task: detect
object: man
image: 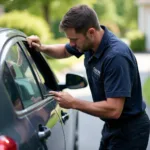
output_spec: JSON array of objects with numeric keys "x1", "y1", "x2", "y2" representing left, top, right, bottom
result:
[{"x1": 27, "y1": 5, "x2": 150, "y2": 150}]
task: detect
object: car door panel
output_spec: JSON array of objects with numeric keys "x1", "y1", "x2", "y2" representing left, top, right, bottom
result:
[
  {"x1": 2, "y1": 38, "x2": 65, "y2": 150},
  {"x1": 21, "y1": 98, "x2": 65, "y2": 150},
  {"x1": 18, "y1": 40, "x2": 65, "y2": 150},
  {"x1": 1, "y1": 63, "x2": 44, "y2": 150}
]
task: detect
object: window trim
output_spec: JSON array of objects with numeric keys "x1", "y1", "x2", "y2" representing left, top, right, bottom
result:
[
  {"x1": 1, "y1": 37, "x2": 46, "y2": 112},
  {"x1": 18, "y1": 41, "x2": 47, "y2": 97},
  {"x1": 17, "y1": 42, "x2": 44, "y2": 100},
  {"x1": 19, "y1": 41, "x2": 59, "y2": 91},
  {"x1": 16, "y1": 97, "x2": 54, "y2": 118}
]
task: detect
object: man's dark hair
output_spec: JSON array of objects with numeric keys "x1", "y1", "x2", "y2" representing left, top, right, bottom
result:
[{"x1": 59, "y1": 5, "x2": 100, "y2": 34}]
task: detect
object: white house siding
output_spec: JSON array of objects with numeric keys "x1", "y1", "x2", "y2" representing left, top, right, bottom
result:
[
  {"x1": 146, "y1": 7, "x2": 150, "y2": 51},
  {"x1": 137, "y1": 0, "x2": 150, "y2": 51}
]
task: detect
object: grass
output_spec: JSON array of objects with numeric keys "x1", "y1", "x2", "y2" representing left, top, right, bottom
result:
[
  {"x1": 46, "y1": 55, "x2": 84, "y2": 73},
  {"x1": 143, "y1": 77, "x2": 150, "y2": 105}
]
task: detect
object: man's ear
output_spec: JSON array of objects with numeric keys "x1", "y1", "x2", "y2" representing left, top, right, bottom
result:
[{"x1": 87, "y1": 28, "x2": 95, "y2": 37}]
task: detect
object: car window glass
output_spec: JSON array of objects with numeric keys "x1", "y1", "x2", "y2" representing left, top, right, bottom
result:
[
  {"x1": 21, "y1": 43, "x2": 47, "y2": 95},
  {"x1": 3, "y1": 63, "x2": 23, "y2": 111},
  {"x1": 5, "y1": 43, "x2": 42, "y2": 108}
]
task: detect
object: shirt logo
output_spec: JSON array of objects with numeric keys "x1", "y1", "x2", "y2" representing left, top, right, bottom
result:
[{"x1": 93, "y1": 67, "x2": 100, "y2": 77}]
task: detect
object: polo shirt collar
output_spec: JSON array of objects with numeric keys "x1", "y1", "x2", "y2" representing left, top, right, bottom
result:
[{"x1": 94, "y1": 25, "x2": 109, "y2": 59}]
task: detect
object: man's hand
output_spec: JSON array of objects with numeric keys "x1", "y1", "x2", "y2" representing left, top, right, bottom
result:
[
  {"x1": 50, "y1": 91, "x2": 75, "y2": 109},
  {"x1": 26, "y1": 35, "x2": 43, "y2": 52}
]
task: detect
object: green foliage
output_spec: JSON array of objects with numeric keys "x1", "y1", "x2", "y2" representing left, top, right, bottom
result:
[
  {"x1": 47, "y1": 56, "x2": 84, "y2": 74},
  {"x1": 93, "y1": 0, "x2": 138, "y2": 37},
  {"x1": 43, "y1": 37, "x2": 68, "y2": 59},
  {"x1": 93, "y1": 0, "x2": 121, "y2": 36},
  {"x1": 48, "y1": 37, "x2": 68, "y2": 44},
  {"x1": 93, "y1": 0, "x2": 119, "y2": 23},
  {"x1": 50, "y1": 0, "x2": 96, "y2": 20},
  {"x1": 51, "y1": 20, "x2": 65, "y2": 39},
  {"x1": 113, "y1": 0, "x2": 138, "y2": 36},
  {"x1": 103, "y1": 22, "x2": 120, "y2": 37},
  {"x1": 1, "y1": 0, "x2": 139, "y2": 38},
  {"x1": 0, "y1": 11, "x2": 52, "y2": 42},
  {"x1": 126, "y1": 30, "x2": 146, "y2": 52},
  {"x1": 143, "y1": 77, "x2": 150, "y2": 106}
]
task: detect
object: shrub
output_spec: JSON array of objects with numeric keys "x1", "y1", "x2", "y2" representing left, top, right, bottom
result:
[
  {"x1": 44, "y1": 37, "x2": 68, "y2": 59},
  {"x1": 143, "y1": 77, "x2": 150, "y2": 106},
  {"x1": 125, "y1": 30, "x2": 146, "y2": 52},
  {"x1": 0, "y1": 11, "x2": 52, "y2": 43},
  {"x1": 104, "y1": 22, "x2": 121, "y2": 37}
]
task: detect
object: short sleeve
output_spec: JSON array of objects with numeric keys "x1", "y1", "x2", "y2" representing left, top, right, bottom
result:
[
  {"x1": 65, "y1": 43, "x2": 83, "y2": 58},
  {"x1": 103, "y1": 55, "x2": 134, "y2": 98}
]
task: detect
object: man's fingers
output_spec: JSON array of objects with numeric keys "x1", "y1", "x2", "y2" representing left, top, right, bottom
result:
[
  {"x1": 50, "y1": 91, "x2": 61, "y2": 97},
  {"x1": 32, "y1": 42, "x2": 41, "y2": 51},
  {"x1": 26, "y1": 37, "x2": 32, "y2": 48},
  {"x1": 54, "y1": 96, "x2": 61, "y2": 101},
  {"x1": 26, "y1": 35, "x2": 41, "y2": 48}
]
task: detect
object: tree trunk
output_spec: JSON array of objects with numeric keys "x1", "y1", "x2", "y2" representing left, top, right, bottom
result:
[{"x1": 42, "y1": 3, "x2": 51, "y2": 25}]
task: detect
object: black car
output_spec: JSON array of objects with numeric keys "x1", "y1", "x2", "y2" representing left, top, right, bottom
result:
[{"x1": 0, "y1": 28, "x2": 87, "y2": 150}]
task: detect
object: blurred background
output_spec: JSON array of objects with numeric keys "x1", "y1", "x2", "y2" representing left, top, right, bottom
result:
[
  {"x1": 0, "y1": 0, "x2": 150, "y2": 149},
  {"x1": 0, "y1": 0, "x2": 147, "y2": 52},
  {"x1": 0, "y1": 0, "x2": 148, "y2": 72}
]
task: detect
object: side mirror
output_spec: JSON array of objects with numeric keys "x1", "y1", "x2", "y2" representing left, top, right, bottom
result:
[{"x1": 59, "y1": 73, "x2": 88, "y2": 90}]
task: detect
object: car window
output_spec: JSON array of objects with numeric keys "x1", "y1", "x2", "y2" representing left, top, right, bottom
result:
[
  {"x1": 20, "y1": 42, "x2": 48, "y2": 95},
  {"x1": 4, "y1": 43, "x2": 42, "y2": 108},
  {"x1": 20, "y1": 41, "x2": 59, "y2": 92},
  {"x1": 3, "y1": 63, "x2": 23, "y2": 111}
]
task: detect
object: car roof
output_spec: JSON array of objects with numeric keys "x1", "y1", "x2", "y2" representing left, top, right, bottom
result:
[{"x1": 0, "y1": 28, "x2": 26, "y2": 53}]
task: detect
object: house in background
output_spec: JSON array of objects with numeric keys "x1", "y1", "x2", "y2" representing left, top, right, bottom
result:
[{"x1": 136, "y1": 0, "x2": 150, "y2": 51}]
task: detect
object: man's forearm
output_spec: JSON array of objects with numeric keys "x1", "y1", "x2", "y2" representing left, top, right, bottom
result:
[
  {"x1": 72, "y1": 98, "x2": 123, "y2": 119},
  {"x1": 50, "y1": 91, "x2": 124, "y2": 119},
  {"x1": 41, "y1": 44, "x2": 72, "y2": 59}
]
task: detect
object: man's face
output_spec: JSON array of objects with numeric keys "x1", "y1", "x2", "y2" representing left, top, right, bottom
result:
[{"x1": 65, "y1": 28, "x2": 94, "y2": 53}]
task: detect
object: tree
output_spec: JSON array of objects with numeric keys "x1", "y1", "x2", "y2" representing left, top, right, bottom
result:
[
  {"x1": 93, "y1": 0, "x2": 121, "y2": 36},
  {"x1": 93, "y1": 0, "x2": 138, "y2": 36},
  {"x1": 93, "y1": 0, "x2": 118, "y2": 23},
  {"x1": 1, "y1": 0, "x2": 96, "y2": 26},
  {"x1": 114, "y1": 0, "x2": 138, "y2": 35}
]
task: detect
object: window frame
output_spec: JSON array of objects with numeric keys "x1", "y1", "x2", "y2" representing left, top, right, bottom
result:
[
  {"x1": 17, "y1": 42, "x2": 44, "y2": 100},
  {"x1": 19, "y1": 41, "x2": 59, "y2": 92},
  {"x1": 18, "y1": 41, "x2": 48, "y2": 96},
  {"x1": 2, "y1": 37, "x2": 46, "y2": 111}
]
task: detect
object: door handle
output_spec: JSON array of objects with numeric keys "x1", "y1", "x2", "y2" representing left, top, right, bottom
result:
[
  {"x1": 38, "y1": 125, "x2": 51, "y2": 140},
  {"x1": 61, "y1": 110, "x2": 69, "y2": 124}
]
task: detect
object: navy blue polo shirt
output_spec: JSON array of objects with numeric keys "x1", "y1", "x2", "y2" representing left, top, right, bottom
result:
[{"x1": 65, "y1": 26, "x2": 146, "y2": 123}]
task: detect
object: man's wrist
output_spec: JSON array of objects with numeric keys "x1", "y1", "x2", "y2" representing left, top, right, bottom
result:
[
  {"x1": 40, "y1": 44, "x2": 47, "y2": 52},
  {"x1": 72, "y1": 98, "x2": 78, "y2": 109}
]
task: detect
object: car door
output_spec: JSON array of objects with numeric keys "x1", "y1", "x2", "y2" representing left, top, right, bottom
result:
[
  {"x1": 3, "y1": 37, "x2": 65, "y2": 150},
  {"x1": 19, "y1": 41, "x2": 79, "y2": 150},
  {"x1": 18, "y1": 40, "x2": 66, "y2": 150}
]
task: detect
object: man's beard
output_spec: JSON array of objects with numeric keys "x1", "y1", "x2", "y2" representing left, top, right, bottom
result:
[{"x1": 79, "y1": 39, "x2": 93, "y2": 53}]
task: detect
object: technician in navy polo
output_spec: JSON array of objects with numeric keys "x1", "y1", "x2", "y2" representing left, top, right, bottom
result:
[{"x1": 27, "y1": 4, "x2": 150, "y2": 150}]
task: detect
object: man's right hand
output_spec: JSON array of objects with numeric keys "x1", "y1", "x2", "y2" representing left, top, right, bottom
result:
[
  {"x1": 26, "y1": 35, "x2": 43, "y2": 52},
  {"x1": 26, "y1": 35, "x2": 70, "y2": 58}
]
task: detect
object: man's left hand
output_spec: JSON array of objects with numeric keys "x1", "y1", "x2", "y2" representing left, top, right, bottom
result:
[{"x1": 50, "y1": 91, "x2": 75, "y2": 109}]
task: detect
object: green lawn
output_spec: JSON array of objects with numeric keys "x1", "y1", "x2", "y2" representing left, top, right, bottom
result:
[{"x1": 143, "y1": 77, "x2": 150, "y2": 106}]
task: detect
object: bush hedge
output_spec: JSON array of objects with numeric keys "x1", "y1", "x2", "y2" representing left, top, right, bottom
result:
[
  {"x1": 104, "y1": 22, "x2": 121, "y2": 37},
  {"x1": 0, "y1": 11, "x2": 52, "y2": 43},
  {"x1": 143, "y1": 77, "x2": 150, "y2": 106},
  {"x1": 125, "y1": 30, "x2": 146, "y2": 52}
]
